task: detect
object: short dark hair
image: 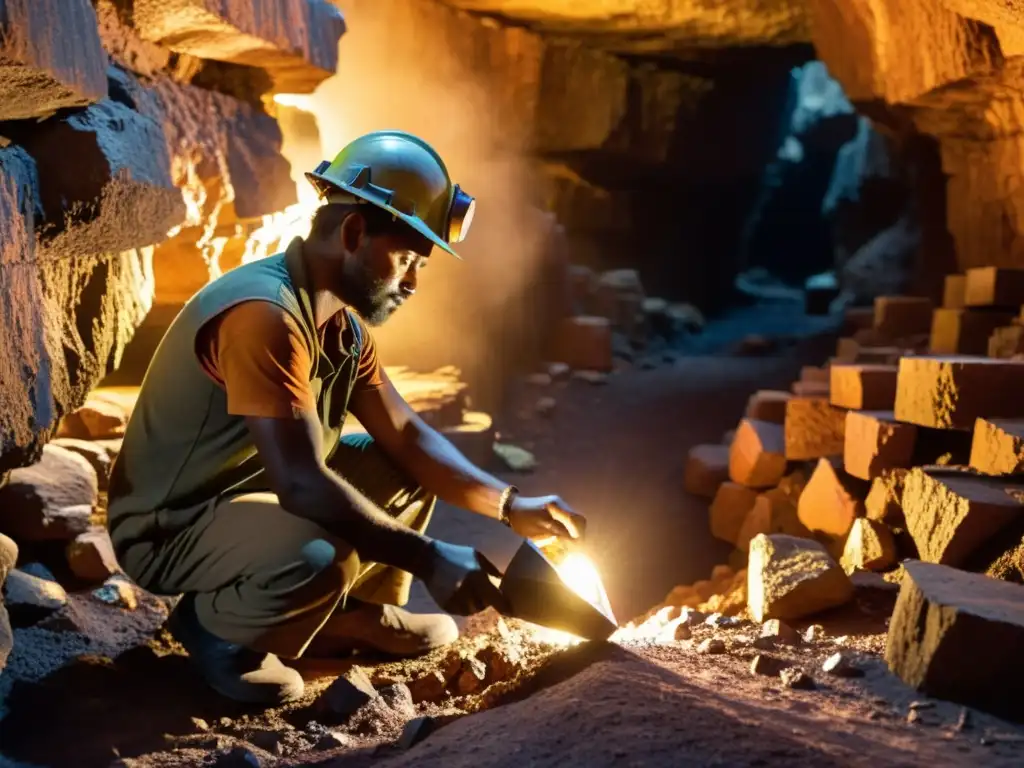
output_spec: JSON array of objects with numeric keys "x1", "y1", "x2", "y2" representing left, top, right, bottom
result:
[{"x1": 308, "y1": 202, "x2": 410, "y2": 242}]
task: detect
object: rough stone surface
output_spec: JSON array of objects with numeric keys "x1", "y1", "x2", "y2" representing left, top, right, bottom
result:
[
  {"x1": 57, "y1": 393, "x2": 130, "y2": 440},
  {"x1": 988, "y1": 325, "x2": 1024, "y2": 359},
  {"x1": 683, "y1": 444, "x2": 729, "y2": 498},
  {"x1": 784, "y1": 396, "x2": 846, "y2": 460},
  {"x1": 3, "y1": 568, "x2": 68, "y2": 623},
  {"x1": 747, "y1": 533, "x2": 854, "y2": 622},
  {"x1": 830, "y1": 364, "x2": 898, "y2": 410},
  {"x1": 0, "y1": 532, "x2": 16, "y2": 672},
  {"x1": 841, "y1": 518, "x2": 897, "y2": 573},
  {"x1": 797, "y1": 457, "x2": 868, "y2": 538},
  {"x1": 736, "y1": 488, "x2": 811, "y2": 552},
  {"x1": 709, "y1": 482, "x2": 758, "y2": 546},
  {"x1": 963, "y1": 267, "x2": 1024, "y2": 308},
  {"x1": 866, "y1": 468, "x2": 909, "y2": 528},
  {"x1": 970, "y1": 418, "x2": 1024, "y2": 475},
  {"x1": 886, "y1": 559, "x2": 1024, "y2": 720},
  {"x1": 0, "y1": 0, "x2": 108, "y2": 121},
  {"x1": 132, "y1": 0, "x2": 346, "y2": 93},
  {"x1": 894, "y1": 357, "x2": 1024, "y2": 430},
  {"x1": 50, "y1": 438, "x2": 112, "y2": 490},
  {"x1": 66, "y1": 528, "x2": 121, "y2": 583},
  {"x1": 901, "y1": 468, "x2": 1024, "y2": 567},
  {"x1": 844, "y1": 410, "x2": 917, "y2": 481},
  {"x1": 0, "y1": 444, "x2": 97, "y2": 541},
  {"x1": 728, "y1": 419, "x2": 787, "y2": 489}
]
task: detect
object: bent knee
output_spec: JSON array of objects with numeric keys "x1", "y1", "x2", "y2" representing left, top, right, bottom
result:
[{"x1": 300, "y1": 538, "x2": 360, "y2": 588}]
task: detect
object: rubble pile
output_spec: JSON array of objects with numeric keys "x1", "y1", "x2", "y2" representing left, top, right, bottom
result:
[{"x1": 670, "y1": 273, "x2": 1024, "y2": 720}]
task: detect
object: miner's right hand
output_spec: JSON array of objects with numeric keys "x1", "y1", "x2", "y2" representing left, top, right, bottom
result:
[{"x1": 422, "y1": 541, "x2": 510, "y2": 616}]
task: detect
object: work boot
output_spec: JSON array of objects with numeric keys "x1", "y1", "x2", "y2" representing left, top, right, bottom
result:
[
  {"x1": 167, "y1": 593, "x2": 305, "y2": 705},
  {"x1": 307, "y1": 600, "x2": 459, "y2": 658}
]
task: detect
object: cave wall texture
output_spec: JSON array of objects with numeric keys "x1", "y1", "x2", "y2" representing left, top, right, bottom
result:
[{"x1": 5, "y1": 0, "x2": 1024, "y2": 473}]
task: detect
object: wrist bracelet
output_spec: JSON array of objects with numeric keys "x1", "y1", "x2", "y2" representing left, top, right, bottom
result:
[{"x1": 497, "y1": 485, "x2": 519, "y2": 527}]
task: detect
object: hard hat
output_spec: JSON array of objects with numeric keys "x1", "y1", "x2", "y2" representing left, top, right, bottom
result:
[{"x1": 305, "y1": 130, "x2": 475, "y2": 258}]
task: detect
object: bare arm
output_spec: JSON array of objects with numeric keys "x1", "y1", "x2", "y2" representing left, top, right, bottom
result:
[
  {"x1": 245, "y1": 410, "x2": 435, "y2": 576},
  {"x1": 348, "y1": 372, "x2": 510, "y2": 520}
]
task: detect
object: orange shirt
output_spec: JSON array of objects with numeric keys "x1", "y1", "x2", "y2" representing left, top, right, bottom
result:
[{"x1": 196, "y1": 300, "x2": 383, "y2": 418}]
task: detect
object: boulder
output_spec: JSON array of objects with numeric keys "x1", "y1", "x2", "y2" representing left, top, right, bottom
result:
[
  {"x1": 901, "y1": 468, "x2": 1024, "y2": 567},
  {"x1": 0, "y1": 533, "x2": 16, "y2": 673},
  {"x1": 132, "y1": 0, "x2": 346, "y2": 94},
  {"x1": 15, "y1": 96, "x2": 186, "y2": 255},
  {"x1": 728, "y1": 419, "x2": 787, "y2": 489},
  {"x1": 797, "y1": 457, "x2": 868, "y2": 538},
  {"x1": 3, "y1": 568, "x2": 67, "y2": 625},
  {"x1": 747, "y1": 534, "x2": 854, "y2": 622},
  {"x1": 886, "y1": 560, "x2": 1024, "y2": 721},
  {"x1": 0, "y1": 0, "x2": 108, "y2": 121},
  {"x1": 0, "y1": 444, "x2": 97, "y2": 541},
  {"x1": 841, "y1": 518, "x2": 897, "y2": 573},
  {"x1": 894, "y1": 357, "x2": 1024, "y2": 430}
]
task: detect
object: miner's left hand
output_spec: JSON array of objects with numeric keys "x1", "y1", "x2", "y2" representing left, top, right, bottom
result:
[{"x1": 507, "y1": 494, "x2": 586, "y2": 543}]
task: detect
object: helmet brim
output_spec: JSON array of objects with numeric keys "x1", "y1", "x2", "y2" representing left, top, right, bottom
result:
[{"x1": 305, "y1": 170, "x2": 462, "y2": 259}]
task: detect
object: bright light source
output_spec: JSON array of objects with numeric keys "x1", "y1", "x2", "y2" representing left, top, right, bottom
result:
[{"x1": 557, "y1": 552, "x2": 604, "y2": 606}]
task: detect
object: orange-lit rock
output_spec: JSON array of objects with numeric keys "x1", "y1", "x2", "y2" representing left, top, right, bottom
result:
[
  {"x1": 745, "y1": 390, "x2": 791, "y2": 424},
  {"x1": 747, "y1": 533, "x2": 853, "y2": 622},
  {"x1": 0, "y1": 445, "x2": 97, "y2": 541},
  {"x1": 784, "y1": 397, "x2": 845, "y2": 460},
  {"x1": 0, "y1": 0, "x2": 108, "y2": 121},
  {"x1": 894, "y1": 356, "x2": 1024, "y2": 429},
  {"x1": 736, "y1": 488, "x2": 811, "y2": 552},
  {"x1": 132, "y1": 0, "x2": 345, "y2": 93},
  {"x1": 709, "y1": 482, "x2": 758, "y2": 546},
  {"x1": 844, "y1": 410, "x2": 917, "y2": 480},
  {"x1": 729, "y1": 419, "x2": 787, "y2": 489},
  {"x1": 797, "y1": 457, "x2": 868, "y2": 538},
  {"x1": 970, "y1": 418, "x2": 1024, "y2": 476}
]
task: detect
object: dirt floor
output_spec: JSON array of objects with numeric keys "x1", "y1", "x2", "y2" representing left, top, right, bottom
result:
[{"x1": 3, "y1": 306, "x2": 1024, "y2": 768}]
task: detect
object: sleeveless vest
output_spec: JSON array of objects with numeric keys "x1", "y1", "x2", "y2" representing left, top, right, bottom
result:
[{"x1": 107, "y1": 237, "x2": 362, "y2": 550}]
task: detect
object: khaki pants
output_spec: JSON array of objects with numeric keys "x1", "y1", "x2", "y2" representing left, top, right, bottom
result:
[{"x1": 121, "y1": 433, "x2": 435, "y2": 659}]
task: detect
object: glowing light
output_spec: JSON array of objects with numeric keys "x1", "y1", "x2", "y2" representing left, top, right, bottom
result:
[
  {"x1": 524, "y1": 552, "x2": 616, "y2": 648},
  {"x1": 241, "y1": 183, "x2": 322, "y2": 265},
  {"x1": 273, "y1": 93, "x2": 313, "y2": 110}
]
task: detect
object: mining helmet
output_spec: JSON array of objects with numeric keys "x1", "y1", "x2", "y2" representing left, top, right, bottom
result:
[{"x1": 305, "y1": 130, "x2": 475, "y2": 258}]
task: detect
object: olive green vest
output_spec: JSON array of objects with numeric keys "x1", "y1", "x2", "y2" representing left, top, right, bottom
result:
[{"x1": 107, "y1": 237, "x2": 362, "y2": 550}]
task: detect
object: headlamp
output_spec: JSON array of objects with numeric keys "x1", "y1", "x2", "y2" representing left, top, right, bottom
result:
[{"x1": 447, "y1": 184, "x2": 476, "y2": 244}]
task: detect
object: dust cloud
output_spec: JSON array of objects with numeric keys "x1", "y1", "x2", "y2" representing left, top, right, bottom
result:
[{"x1": 293, "y1": 0, "x2": 555, "y2": 406}]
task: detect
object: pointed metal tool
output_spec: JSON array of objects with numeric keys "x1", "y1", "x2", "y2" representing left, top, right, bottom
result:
[{"x1": 497, "y1": 540, "x2": 618, "y2": 641}]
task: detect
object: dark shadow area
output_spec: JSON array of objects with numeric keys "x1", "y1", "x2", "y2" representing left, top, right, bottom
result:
[{"x1": 0, "y1": 645, "x2": 258, "y2": 767}]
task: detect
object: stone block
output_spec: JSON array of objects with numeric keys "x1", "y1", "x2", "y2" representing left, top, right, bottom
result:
[
  {"x1": 885, "y1": 560, "x2": 1024, "y2": 721},
  {"x1": 942, "y1": 274, "x2": 965, "y2": 309},
  {"x1": 929, "y1": 308, "x2": 1014, "y2": 355},
  {"x1": 844, "y1": 410, "x2": 917, "y2": 481},
  {"x1": 866, "y1": 469, "x2": 908, "y2": 528},
  {"x1": 988, "y1": 325, "x2": 1024, "y2": 359},
  {"x1": 736, "y1": 488, "x2": 812, "y2": 553},
  {"x1": 133, "y1": 0, "x2": 346, "y2": 94},
  {"x1": 784, "y1": 397, "x2": 846, "y2": 460},
  {"x1": 66, "y1": 528, "x2": 120, "y2": 583},
  {"x1": 970, "y1": 418, "x2": 1024, "y2": 476},
  {"x1": 829, "y1": 364, "x2": 897, "y2": 410},
  {"x1": 894, "y1": 356, "x2": 1024, "y2": 429},
  {"x1": 57, "y1": 393, "x2": 130, "y2": 440},
  {"x1": 747, "y1": 534, "x2": 854, "y2": 622},
  {"x1": 0, "y1": 0, "x2": 107, "y2": 121},
  {"x1": 684, "y1": 444, "x2": 729, "y2": 499},
  {"x1": 16, "y1": 97, "x2": 186, "y2": 254},
  {"x1": 728, "y1": 419, "x2": 787, "y2": 489},
  {"x1": 800, "y1": 366, "x2": 830, "y2": 384},
  {"x1": 873, "y1": 296, "x2": 933, "y2": 338},
  {"x1": 798, "y1": 457, "x2": 868, "y2": 538},
  {"x1": 745, "y1": 390, "x2": 791, "y2": 424},
  {"x1": 835, "y1": 337, "x2": 859, "y2": 362},
  {"x1": 553, "y1": 316, "x2": 612, "y2": 372},
  {"x1": 901, "y1": 468, "x2": 1024, "y2": 567},
  {"x1": 0, "y1": 445, "x2": 97, "y2": 541},
  {"x1": 840, "y1": 518, "x2": 897, "y2": 573},
  {"x1": 709, "y1": 482, "x2": 758, "y2": 546},
  {"x1": 791, "y1": 380, "x2": 829, "y2": 398},
  {"x1": 964, "y1": 266, "x2": 1024, "y2": 308}
]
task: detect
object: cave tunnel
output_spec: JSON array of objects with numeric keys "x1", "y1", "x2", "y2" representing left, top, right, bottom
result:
[{"x1": 2, "y1": 1, "x2": 1024, "y2": 767}]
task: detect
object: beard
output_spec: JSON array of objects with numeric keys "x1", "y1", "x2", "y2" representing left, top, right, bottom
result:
[{"x1": 341, "y1": 259, "x2": 403, "y2": 327}]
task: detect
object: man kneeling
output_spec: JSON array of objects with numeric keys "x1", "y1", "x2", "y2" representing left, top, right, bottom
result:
[{"x1": 106, "y1": 131, "x2": 584, "y2": 705}]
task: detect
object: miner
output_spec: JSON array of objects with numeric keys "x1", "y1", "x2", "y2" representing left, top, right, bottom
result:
[{"x1": 105, "y1": 131, "x2": 584, "y2": 705}]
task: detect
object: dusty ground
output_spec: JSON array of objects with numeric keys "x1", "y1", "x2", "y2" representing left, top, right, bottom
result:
[{"x1": 2, "y1": 305, "x2": 1024, "y2": 767}]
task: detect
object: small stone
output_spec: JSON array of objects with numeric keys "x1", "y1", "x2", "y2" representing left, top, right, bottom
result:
[
  {"x1": 396, "y1": 716, "x2": 438, "y2": 750},
  {"x1": 315, "y1": 731, "x2": 351, "y2": 750},
  {"x1": 454, "y1": 657, "x2": 488, "y2": 696},
  {"x1": 780, "y1": 667, "x2": 816, "y2": 690},
  {"x1": 955, "y1": 708, "x2": 971, "y2": 731},
  {"x1": 51, "y1": 438, "x2": 112, "y2": 490},
  {"x1": 678, "y1": 607, "x2": 707, "y2": 626},
  {"x1": 378, "y1": 682, "x2": 415, "y2": 718},
  {"x1": 191, "y1": 717, "x2": 211, "y2": 732},
  {"x1": 93, "y1": 579, "x2": 138, "y2": 610},
  {"x1": 673, "y1": 622, "x2": 692, "y2": 641},
  {"x1": 406, "y1": 669, "x2": 448, "y2": 704},
  {"x1": 822, "y1": 652, "x2": 864, "y2": 678},
  {"x1": 526, "y1": 373, "x2": 552, "y2": 386},
  {"x1": 761, "y1": 619, "x2": 799, "y2": 644},
  {"x1": 318, "y1": 666, "x2": 377, "y2": 721},
  {"x1": 907, "y1": 709, "x2": 921, "y2": 724},
  {"x1": 547, "y1": 362, "x2": 571, "y2": 380},
  {"x1": 535, "y1": 397, "x2": 556, "y2": 417},
  {"x1": 220, "y1": 717, "x2": 233, "y2": 728},
  {"x1": 493, "y1": 443, "x2": 537, "y2": 472},
  {"x1": 750, "y1": 654, "x2": 784, "y2": 676},
  {"x1": 572, "y1": 370, "x2": 609, "y2": 385},
  {"x1": 705, "y1": 613, "x2": 743, "y2": 628},
  {"x1": 4, "y1": 569, "x2": 68, "y2": 624},
  {"x1": 67, "y1": 528, "x2": 120, "y2": 583},
  {"x1": 803, "y1": 624, "x2": 824, "y2": 642},
  {"x1": 698, "y1": 638, "x2": 726, "y2": 654}
]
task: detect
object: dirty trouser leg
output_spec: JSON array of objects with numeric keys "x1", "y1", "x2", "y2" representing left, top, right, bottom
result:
[{"x1": 325, "y1": 432, "x2": 436, "y2": 608}]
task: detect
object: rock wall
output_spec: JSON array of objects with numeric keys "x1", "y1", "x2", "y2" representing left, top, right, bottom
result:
[
  {"x1": 807, "y1": 0, "x2": 1024, "y2": 283},
  {"x1": 0, "y1": 0, "x2": 345, "y2": 474}
]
